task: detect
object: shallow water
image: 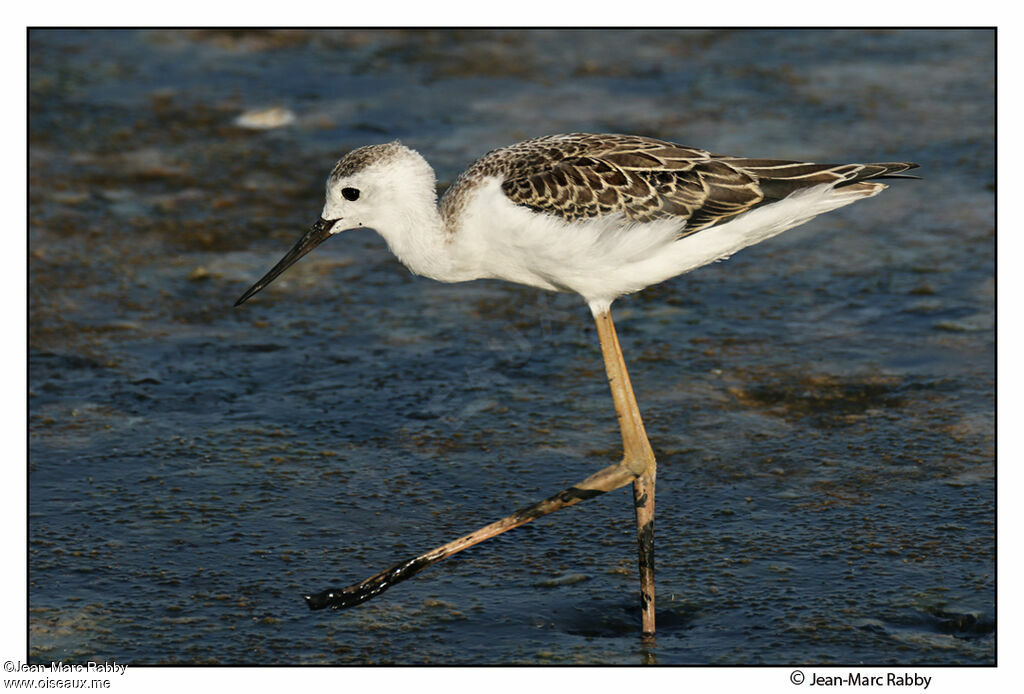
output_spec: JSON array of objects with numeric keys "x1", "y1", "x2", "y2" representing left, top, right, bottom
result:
[{"x1": 28, "y1": 29, "x2": 993, "y2": 664}]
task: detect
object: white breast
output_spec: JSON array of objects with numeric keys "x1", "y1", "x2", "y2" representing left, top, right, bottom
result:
[
  {"x1": 451, "y1": 179, "x2": 680, "y2": 301},
  {"x1": 450, "y1": 177, "x2": 883, "y2": 313}
]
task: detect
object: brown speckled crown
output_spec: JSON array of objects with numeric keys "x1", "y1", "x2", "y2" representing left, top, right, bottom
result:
[
  {"x1": 329, "y1": 141, "x2": 407, "y2": 182},
  {"x1": 440, "y1": 133, "x2": 917, "y2": 235}
]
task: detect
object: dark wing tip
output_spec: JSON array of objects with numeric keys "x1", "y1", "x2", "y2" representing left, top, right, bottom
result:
[
  {"x1": 879, "y1": 172, "x2": 922, "y2": 180},
  {"x1": 870, "y1": 162, "x2": 921, "y2": 179}
]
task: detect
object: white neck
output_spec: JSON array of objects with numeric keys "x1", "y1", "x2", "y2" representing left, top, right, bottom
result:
[
  {"x1": 367, "y1": 159, "x2": 483, "y2": 284},
  {"x1": 373, "y1": 195, "x2": 451, "y2": 279}
]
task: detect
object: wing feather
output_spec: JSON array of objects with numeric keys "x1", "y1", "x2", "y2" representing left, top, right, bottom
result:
[{"x1": 440, "y1": 134, "x2": 918, "y2": 235}]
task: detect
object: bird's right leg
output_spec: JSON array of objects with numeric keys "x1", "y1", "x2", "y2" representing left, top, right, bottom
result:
[
  {"x1": 303, "y1": 308, "x2": 655, "y2": 621},
  {"x1": 305, "y1": 458, "x2": 640, "y2": 610}
]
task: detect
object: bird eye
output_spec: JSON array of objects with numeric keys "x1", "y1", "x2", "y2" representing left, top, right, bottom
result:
[{"x1": 342, "y1": 187, "x2": 360, "y2": 201}]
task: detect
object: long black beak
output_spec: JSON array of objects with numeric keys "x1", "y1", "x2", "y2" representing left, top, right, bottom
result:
[{"x1": 234, "y1": 217, "x2": 338, "y2": 307}]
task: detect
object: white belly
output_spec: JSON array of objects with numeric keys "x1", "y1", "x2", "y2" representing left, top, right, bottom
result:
[{"x1": 452, "y1": 177, "x2": 883, "y2": 312}]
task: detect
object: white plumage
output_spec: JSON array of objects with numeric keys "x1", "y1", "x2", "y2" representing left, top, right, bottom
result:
[{"x1": 234, "y1": 133, "x2": 917, "y2": 634}]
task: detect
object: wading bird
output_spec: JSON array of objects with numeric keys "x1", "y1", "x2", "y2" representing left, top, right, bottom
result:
[{"x1": 235, "y1": 133, "x2": 917, "y2": 634}]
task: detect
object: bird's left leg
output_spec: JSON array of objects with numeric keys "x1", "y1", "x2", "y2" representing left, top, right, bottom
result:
[{"x1": 591, "y1": 306, "x2": 657, "y2": 635}]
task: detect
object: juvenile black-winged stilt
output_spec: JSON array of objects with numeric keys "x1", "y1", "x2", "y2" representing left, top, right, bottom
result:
[{"x1": 235, "y1": 133, "x2": 918, "y2": 634}]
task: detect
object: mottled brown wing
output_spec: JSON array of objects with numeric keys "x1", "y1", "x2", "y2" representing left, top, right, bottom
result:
[
  {"x1": 499, "y1": 141, "x2": 766, "y2": 233},
  {"x1": 449, "y1": 134, "x2": 918, "y2": 234}
]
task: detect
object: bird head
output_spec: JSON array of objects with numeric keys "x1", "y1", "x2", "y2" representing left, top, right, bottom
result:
[{"x1": 234, "y1": 141, "x2": 435, "y2": 306}]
